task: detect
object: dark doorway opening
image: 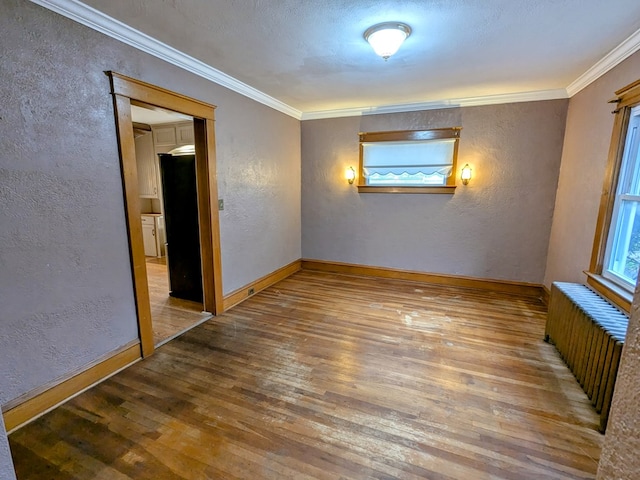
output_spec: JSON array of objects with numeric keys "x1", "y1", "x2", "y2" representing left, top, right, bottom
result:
[{"x1": 160, "y1": 152, "x2": 203, "y2": 303}]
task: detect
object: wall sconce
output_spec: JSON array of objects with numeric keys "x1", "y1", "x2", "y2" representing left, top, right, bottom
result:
[
  {"x1": 461, "y1": 164, "x2": 472, "y2": 185},
  {"x1": 346, "y1": 166, "x2": 356, "y2": 184}
]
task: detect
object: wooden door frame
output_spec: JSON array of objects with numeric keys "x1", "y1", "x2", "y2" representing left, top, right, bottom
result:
[{"x1": 107, "y1": 71, "x2": 223, "y2": 357}]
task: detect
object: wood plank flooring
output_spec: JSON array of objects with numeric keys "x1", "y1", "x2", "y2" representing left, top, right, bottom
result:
[
  {"x1": 9, "y1": 270, "x2": 603, "y2": 479},
  {"x1": 145, "y1": 257, "x2": 211, "y2": 346}
]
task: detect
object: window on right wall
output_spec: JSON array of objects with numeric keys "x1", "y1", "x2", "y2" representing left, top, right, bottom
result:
[
  {"x1": 589, "y1": 79, "x2": 640, "y2": 311},
  {"x1": 602, "y1": 105, "x2": 640, "y2": 289}
]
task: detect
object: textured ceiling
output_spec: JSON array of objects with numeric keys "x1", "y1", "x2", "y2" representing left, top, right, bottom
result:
[
  {"x1": 130, "y1": 105, "x2": 190, "y2": 125},
  {"x1": 81, "y1": 0, "x2": 640, "y2": 114}
]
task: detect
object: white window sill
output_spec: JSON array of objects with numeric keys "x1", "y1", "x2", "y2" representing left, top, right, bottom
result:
[
  {"x1": 357, "y1": 185, "x2": 457, "y2": 194},
  {"x1": 584, "y1": 271, "x2": 632, "y2": 313}
]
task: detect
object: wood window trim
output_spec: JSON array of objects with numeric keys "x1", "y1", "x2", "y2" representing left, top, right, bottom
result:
[
  {"x1": 357, "y1": 127, "x2": 461, "y2": 194},
  {"x1": 106, "y1": 71, "x2": 224, "y2": 357},
  {"x1": 587, "y1": 78, "x2": 640, "y2": 313},
  {"x1": 584, "y1": 271, "x2": 632, "y2": 312}
]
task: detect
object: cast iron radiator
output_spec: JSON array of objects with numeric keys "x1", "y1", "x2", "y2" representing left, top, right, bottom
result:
[{"x1": 544, "y1": 282, "x2": 629, "y2": 433}]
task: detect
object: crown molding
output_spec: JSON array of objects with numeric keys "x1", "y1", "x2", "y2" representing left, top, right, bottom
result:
[
  {"x1": 29, "y1": 0, "x2": 640, "y2": 121},
  {"x1": 301, "y1": 89, "x2": 569, "y2": 120},
  {"x1": 29, "y1": 0, "x2": 303, "y2": 119},
  {"x1": 567, "y1": 27, "x2": 640, "y2": 97}
]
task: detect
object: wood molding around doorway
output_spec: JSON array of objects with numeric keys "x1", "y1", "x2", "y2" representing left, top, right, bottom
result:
[{"x1": 107, "y1": 71, "x2": 223, "y2": 357}]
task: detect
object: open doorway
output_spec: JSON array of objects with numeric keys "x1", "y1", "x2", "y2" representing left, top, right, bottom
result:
[
  {"x1": 131, "y1": 105, "x2": 211, "y2": 347},
  {"x1": 108, "y1": 72, "x2": 223, "y2": 357}
]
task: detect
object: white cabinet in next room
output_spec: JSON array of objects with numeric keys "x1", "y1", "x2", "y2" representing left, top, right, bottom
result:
[
  {"x1": 141, "y1": 214, "x2": 165, "y2": 257},
  {"x1": 134, "y1": 131, "x2": 159, "y2": 199}
]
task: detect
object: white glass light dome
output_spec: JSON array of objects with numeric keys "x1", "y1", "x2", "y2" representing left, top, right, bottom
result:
[{"x1": 364, "y1": 22, "x2": 411, "y2": 60}]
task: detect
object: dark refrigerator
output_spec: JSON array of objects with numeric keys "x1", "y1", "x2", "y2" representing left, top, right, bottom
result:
[{"x1": 159, "y1": 152, "x2": 203, "y2": 303}]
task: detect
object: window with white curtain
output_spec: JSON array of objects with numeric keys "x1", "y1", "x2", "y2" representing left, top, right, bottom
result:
[{"x1": 358, "y1": 128, "x2": 461, "y2": 193}]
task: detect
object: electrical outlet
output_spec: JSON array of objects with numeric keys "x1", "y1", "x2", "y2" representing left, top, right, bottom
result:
[
  {"x1": 248, "y1": 288, "x2": 255, "y2": 295},
  {"x1": 218, "y1": 199, "x2": 224, "y2": 210}
]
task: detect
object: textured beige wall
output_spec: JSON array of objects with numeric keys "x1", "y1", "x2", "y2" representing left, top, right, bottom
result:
[
  {"x1": 302, "y1": 101, "x2": 568, "y2": 284},
  {"x1": 1, "y1": 0, "x2": 300, "y2": 408},
  {"x1": 543, "y1": 50, "x2": 640, "y2": 288},
  {"x1": 596, "y1": 282, "x2": 640, "y2": 479}
]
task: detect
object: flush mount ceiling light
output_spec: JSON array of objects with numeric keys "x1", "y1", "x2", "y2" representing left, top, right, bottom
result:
[{"x1": 364, "y1": 22, "x2": 412, "y2": 60}]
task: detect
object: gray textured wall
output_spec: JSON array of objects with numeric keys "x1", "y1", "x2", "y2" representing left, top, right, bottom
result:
[
  {"x1": 1, "y1": 0, "x2": 139, "y2": 406},
  {"x1": 544, "y1": 50, "x2": 640, "y2": 288},
  {"x1": 0, "y1": 415, "x2": 16, "y2": 480},
  {"x1": 302, "y1": 101, "x2": 568, "y2": 283},
  {"x1": 0, "y1": 0, "x2": 300, "y2": 409}
]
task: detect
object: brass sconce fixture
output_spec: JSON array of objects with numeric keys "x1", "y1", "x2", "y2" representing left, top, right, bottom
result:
[
  {"x1": 461, "y1": 164, "x2": 472, "y2": 185},
  {"x1": 346, "y1": 166, "x2": 356, "y2": 184}
]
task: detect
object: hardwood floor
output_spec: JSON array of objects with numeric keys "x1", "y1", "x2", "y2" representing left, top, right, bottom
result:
[
  {"x1": 9, "y1": 270, "x2": 602, "y2": 479},
  {"x1": 146, "y1": 256, "x2": 211, "y2": 346}
]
